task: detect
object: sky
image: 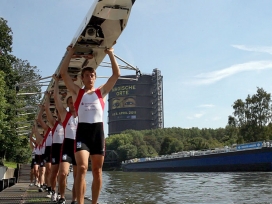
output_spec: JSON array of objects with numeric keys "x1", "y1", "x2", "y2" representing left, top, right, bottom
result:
[{"x1": 1, "y1": 0, "x2": 272, "y2": 136}]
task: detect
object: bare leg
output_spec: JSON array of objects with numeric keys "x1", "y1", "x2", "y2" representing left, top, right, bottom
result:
[
  {"x1": 58, "y1": 162, "x2": 70, "y2": 199},
  {"x1": 45, "y1": 162, "x2": 51, "y2": 187},
  {"x1": 33, "y1": 165, "x2": 39, "y2": 185},
  {"x1": 50, "y1": 164, "x2": 59, "y2": 192},
  {"x1": 72, "y1": 165, "x2": 77, "y2": 201},
  {"x1": 90, "y1": 155, "x2": 104, "y2": 204},
  {"x1": 30, "y1": 168, "x2": 34, "y2": 184},
  {"x1": 39, "y1": 167, "x2": 46, "y2": 186},
  {"x1": 74, "y1": 150, "x2": 89, "y2": 204}
]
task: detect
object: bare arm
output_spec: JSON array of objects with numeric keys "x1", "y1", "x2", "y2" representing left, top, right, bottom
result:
[
  {"x1": 59, "y1": 46, "x2": 80, "y2": 97},
  {"x1": 29, "y1": 126, "x2": 36, "y2": 145},
  {"x1": 30, "y1": 136, "x2": 35, "y2": 143},
  {"x1": 53, "y1": 75, "x2": 66, "y2": 122},
  {"x1": 44, "y1": 92, "x2": 56, "y2": 128},
  {"x1": 30, "y1": 142, "x2": 35, "y2": 150},
  {"x1": 100, "y1": 48, "x2": 120, "y2": 98},
  {"x1": 34, "y1": 122, "x2": 43, "y2": 145},
  {"x1": 31, "y1": 130, "x2": 40, "y2": 145},
  {"x1": 29, "y1": 137, "x2": 36, "y2": 150},
  {"x1": 37, "y1": 105, "x2": 49, "y2": 132},
  {"x1": 29, "y1": 127, "x2": 35, "y2": 150}
]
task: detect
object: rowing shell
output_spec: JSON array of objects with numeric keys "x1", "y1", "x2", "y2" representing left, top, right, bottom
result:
[{"x1": 49, "y1": 0, "x2": 136, "y2": 117}]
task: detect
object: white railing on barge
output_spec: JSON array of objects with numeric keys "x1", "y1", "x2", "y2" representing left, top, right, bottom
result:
[{"x1": 122, "y1": 141, "x2": 272, "y2": 164}]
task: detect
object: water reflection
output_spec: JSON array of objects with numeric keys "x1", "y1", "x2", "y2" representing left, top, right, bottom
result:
[
  {"x1": 101, "y1": 172, "x2": 167, "y2": 204},
  {"x1": 227, "y1": 172, "x2": 272, "y2": 204},
  {"x1": 67, "y1": 172, "x2": 272, "y2": 204}
]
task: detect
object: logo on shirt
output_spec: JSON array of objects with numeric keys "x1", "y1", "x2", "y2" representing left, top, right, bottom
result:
[
  {"x1": 40, "y1": 162, "x2": 44, "y2": 166},
  {"x1": 62, "y1": 154, "x2": 67, "y2": 160},
  {"x1": 77, "y1": 142, "x2": 82, "y2": 148},
  {"x1": 52, "y1": 158, "x2": 55, "y2": 163}
]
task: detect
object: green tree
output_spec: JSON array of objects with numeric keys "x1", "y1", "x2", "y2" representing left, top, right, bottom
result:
[
  {"x1": 170, "y1": 139, "x2": 183, "y2": 153},
  {"x1": 188, "y1": 137, "x2": 209, "y2": 150},
  {"x1": 146, "y1": 145, "x2": 158, "y2": 157},
  {"x1": 144, "y1": 134, "x2": 161, "y2": 153},
  {"x1": 124, "y1": 129, "x2": 146, "y2": 147},
  {"x1": 12, "y1": 58, "x2": 41, "y2": 123},
  {"x1": 117, "y1": 144, "x2": 137, "y2": 161},
  {"x1": 0, "y1": 17, "x2": 19, "y2": 161},
  {"x1": 0, "y1": 71, "x2": 7, "y2": 126},
  {"x1": 160, "y1": 136, "x2": 183, "y2": 155},
  {"x1": 228, "y1": 87, "x2": 272, "y2": 142},
  {"x1": 137, "y1": 145, "x2": 148, "y2": 158},
  {"x1": 0, "y1": 18, "x2": 41, "y2": 163},
  {"x1": 0, "y1": 71, "x2": 7, "y2": 164},
  {"x1": 0, "y1": 18, "x2": 12, "y2": 55},
  {"x1": 106, "y1": 133, "x2": 133, "y2": 150}
]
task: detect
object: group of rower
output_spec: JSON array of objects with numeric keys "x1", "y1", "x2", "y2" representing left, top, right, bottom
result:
[{"x1": 28, "y1": 45, "x2": 120, "y2": 204}]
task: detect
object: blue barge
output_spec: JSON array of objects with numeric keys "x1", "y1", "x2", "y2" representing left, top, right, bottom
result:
[{"x1": 122, "y1": 142, "x2": 272, "y2": 172}]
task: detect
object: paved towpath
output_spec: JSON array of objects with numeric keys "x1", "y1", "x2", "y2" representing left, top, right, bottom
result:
[{"x1": 0, "y1": 164, "x2": 92, "y2": 204}]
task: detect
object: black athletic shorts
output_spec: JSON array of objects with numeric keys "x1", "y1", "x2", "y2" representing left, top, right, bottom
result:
[
  {"x1": 75, "y1": 122, "x2": 105, "y2": 155},
  {"x1": 51, "y1": 143, "x2": 62, "y2": 165},
  {"x1": 39, "y1": 155, "x2": 45, "y2": 167},
  {"x1": 60, "y1": 138, "x2": 76, "y2": 165},
  {"x1": 34, "y1": 155, "x2": 40, "y2": 166},
  {"x1": 31, "y1": 159, "x2": 35, "y2": 169},
  {"x1": 43, "y1": 146, "x2": 52, "y2": 163}
]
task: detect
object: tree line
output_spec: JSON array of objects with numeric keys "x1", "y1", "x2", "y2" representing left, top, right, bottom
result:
[
  {"x1": 106, "y1": 87, "x2": 272, "y2": 162},
  {"x1": 0, "y1": 18, "x2": 41, "y2": 164}
]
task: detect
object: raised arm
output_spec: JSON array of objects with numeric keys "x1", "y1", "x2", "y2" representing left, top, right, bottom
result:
[
  {"x1": 37, "y1": 105, "x2": 49, "y2": 132},
  {"x1": 44, "y1": 91, "x2": 56, "y2": 128},
  {"x1": 59, "y1": 46, "x2": 80, "y2": 97},
  {"x1": 34, "y1": 121, "x2": 43, "y2": 145},
  {"x1": 30, "y1": 136, "x2": 35, "y2": 143},
  {"x1": 29, "y1": 136, "x2": 36, "y2": 149},
  {"x1": 100, "y1": 48, "x2": 120, "y2": 98},
  {"x1": 29, "y1": 126, "x2": 35, "y2": 150},
  {"x1": 53, "y1": 74, "x2": 66, "y2": 122}
]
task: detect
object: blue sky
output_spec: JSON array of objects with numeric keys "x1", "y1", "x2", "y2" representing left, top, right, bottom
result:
[{"x1": 1, "y1": 0, "x2": 272, "y2": 135}]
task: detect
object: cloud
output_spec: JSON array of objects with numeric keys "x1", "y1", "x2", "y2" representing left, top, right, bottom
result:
[
  {"x1": 232, "y1": 45, "x2": 272, "y2": 55},
  {"x1": 212, "y1": 116, "x2": 221, "y2": 121},
  {"x1": 187, "y1": 113, "x2": 204, "y2": 120},
  {"x1": 198, "y1": 104, "x2": 214, "y2": 108},
  {"x1": 192, "y1": 60, "x2": 272, "y2": 85}
]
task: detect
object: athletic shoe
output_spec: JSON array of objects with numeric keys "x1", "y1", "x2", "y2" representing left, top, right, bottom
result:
[
  {"x1": 57, "y1": 198, "x2": 66, "y2": 204},
  {"x1": 51, "y1": 191, "x2": 57, "y2": 202},
  {"x1": 42, "y1": 184, "x2": 48, "y2": 191},
  {"x1": 46, "y1": 191, "x2": 52, "y2": 198},
  {"x1": 29, "y1": 183, "x2": 33, "y2": 186},
  {"x1": 47, "y1": 186, "x2": 52, "y2": 193},
  {"x1": 57, "y1": 193, "x2": 61, "y2": 201},
  {"x1": 38, "y1": 187, "x2": 44, "y2": 192},
  {"x1": 71, "y1": 201, "x2": 77, "y2": 204}
]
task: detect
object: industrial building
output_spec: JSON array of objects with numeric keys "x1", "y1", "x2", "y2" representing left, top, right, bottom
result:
[{"x1": 108, "y1": 68, "x2": 163, "y2": 135}]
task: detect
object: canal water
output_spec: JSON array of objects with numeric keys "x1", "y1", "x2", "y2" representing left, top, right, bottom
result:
[{"x1": 67, "y1": 171, "x2": 272, "y2": 204}]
